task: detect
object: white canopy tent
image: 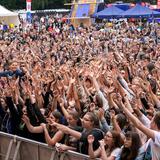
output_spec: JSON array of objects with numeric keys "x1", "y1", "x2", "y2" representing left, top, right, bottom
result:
[{"x1": 0, "y1": 5, "x2": 20, "y2": 26}]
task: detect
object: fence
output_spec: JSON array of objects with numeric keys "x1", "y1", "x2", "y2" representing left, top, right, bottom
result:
[{"x1": 0, "y1": 132, "x2": 100, "y2": 160}]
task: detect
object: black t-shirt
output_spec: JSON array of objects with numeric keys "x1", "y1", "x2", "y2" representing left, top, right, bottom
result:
[
  {"x1": 64, "y1": 126, "x2": 83, "y2": 152},
  {"x1": 79, "y1": 128, "x2": 104, "y2": 155}
]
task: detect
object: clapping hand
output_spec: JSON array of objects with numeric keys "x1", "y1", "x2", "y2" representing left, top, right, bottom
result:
[{"x1": 87, "y1": 135, "x2": 95, "y2": 144}]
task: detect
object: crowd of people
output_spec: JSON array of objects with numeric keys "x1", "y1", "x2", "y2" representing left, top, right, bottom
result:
[{"x1": 0, "y1": 17, "x2": 160, "y2": 160}]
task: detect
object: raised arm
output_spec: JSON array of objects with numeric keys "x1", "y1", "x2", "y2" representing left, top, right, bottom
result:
[
  {"x1": 87, "y1": 135, "x2": 101, "y2": 159},
  {"x1": 119, "y1": 97, "x2": 155, "y2": 140},
  {"x1": 52, "y1": 122, "x2": 81, "y2": 139},
  {"x1": 41, "y1": 123, "x2": 64, "y2": 146},
  {"x1": 58, "y1": 97, "x2": 70, "y2": 119},
  {"x1": 22, "y1": 115, "x2": 43, "y2": 133}
]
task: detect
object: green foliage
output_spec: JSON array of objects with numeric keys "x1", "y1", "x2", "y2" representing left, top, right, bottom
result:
[
  {"x1": 0, "y1": 0, "x2": 157, "y2": 10},
  {"x1": 0, "y1": 0, "x2": 67, "y2": 10}
]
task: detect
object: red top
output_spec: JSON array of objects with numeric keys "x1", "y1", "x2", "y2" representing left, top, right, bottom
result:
[{"x1": 26, "y1": 0, "x2": 32, "y2": 2}]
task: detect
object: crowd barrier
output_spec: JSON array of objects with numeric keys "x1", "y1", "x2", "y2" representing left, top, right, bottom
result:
[{"x1": 0, "y1": 132, "x2": 99, "y2": 160}]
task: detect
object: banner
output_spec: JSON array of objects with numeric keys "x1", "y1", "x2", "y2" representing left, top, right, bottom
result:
[{"x1": 26, "y1": 0, "x2": 32, "y2": 23}]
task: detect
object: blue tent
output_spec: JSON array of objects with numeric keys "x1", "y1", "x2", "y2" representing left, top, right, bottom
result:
[
  {"x1": 113, "y1": 3, "x2": 131, "y2": 11},
  {"x1": 120, "y1": 4, "x2": 160, "y2": 18},
  {"x1": 93, "y1": 5, "x2": 124, "y2": 19}
]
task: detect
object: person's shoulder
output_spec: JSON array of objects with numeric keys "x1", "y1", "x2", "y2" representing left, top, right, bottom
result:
[
  {"x1": 92, "y1": 128, "x2": 103, "y2": 132},
  {"x1": 153, "y1": 130, "x2": 160, "y2": 144},
  {"x1": 138, "y1": 145, "x2": 145, "y2": 153},
  {"x1": 111, "y1": 148, "x2": 121, "y2": 158},
  {"x1": 72, "y1": 126, "x2": 83, "y2": 132},
  {"x1": 92, "y1": 128, "x2": 104, "y2": 137},
  {"x1": 112, "y1": 147, "x2": 121, "y2": 153},
  {"x1": 135, "y1": 146, "x2": 146, "y2": 160},
  {"x1": 150, "y1": 130, "x2": 160, "y2": 140},
  {"x1": 145, "y1": 130, "x2": 160, "y2": 147}
]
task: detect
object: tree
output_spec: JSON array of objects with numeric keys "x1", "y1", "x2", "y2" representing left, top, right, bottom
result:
[{"x1": 0, "y1": 0, "x2": 157, "y2": 10}]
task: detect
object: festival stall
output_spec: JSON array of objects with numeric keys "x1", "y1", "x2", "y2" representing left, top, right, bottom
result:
[
  {"x1": 120, "y1": 4, "x2": 160, "y2": 18},
  {"x1": 0, "y1": 5, "x2": 20, "y2": 26},
  {"x1": 93, "y1": 5, "x2": 124, "y2": 19}
]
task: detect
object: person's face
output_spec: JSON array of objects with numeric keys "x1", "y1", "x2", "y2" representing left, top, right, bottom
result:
[
  {"x1": 106, "y1": 76, "x2": 113, "y2": 86},
  {"x1": 81, "y1": 114, "x2": 93, "y2": 129},
  {"x1": 151, "y1": 70, "x2": 157, "y2": 78},
  {"x1": 85, "y1": 79, "x2": 92, "y2": 88},
  {"x1": 67, "y1": 101, "x2": 76, "y2": 112},
  {"x1": 67, "y1": 115, "x2": 77, "y2": 126},
  {"x1": 10, "y1": 62, "x2": 18, "y2": 71},
  {"x1": 0, "y1": 98, "x2": 6, "y2": 108},
  {"x1": 120, "y1": 70, "x2": 126, "y2": 78},
  {"x1": 104, "y1": 131, "x2": 113, "y2": 146},
  {"x1": 47, "y1": 113, "x2": 56, "y2": 124},
  {"x1": 124, "y1": 136, "x2": 132, "y2": 148}
]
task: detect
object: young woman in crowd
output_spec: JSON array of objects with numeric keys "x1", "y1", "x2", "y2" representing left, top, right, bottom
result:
[
  {"x1": 52, "y1": 112, "x2": 104, "y2": 155},
  {"x1": 22, "y1": 110, "x2": 64, "y2": 146},
  {"x1": 87, "y1": 130, "x2": 122, "y2": 160},
  {"x1": 116, "y1": 131, "x2": 145, "y2": 160}
]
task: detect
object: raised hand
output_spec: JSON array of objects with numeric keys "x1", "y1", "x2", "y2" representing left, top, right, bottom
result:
[
  {"x1": 70, "y1": 78, "x2": 76, "y2": 84},
  {"x1": 22, "y1": 115, "x2": 30, "y2": 124},
  {"x1": 58, "y1": 97, "x2": 65, "y2": 107},
  {"x1": 110, "y1": 109, "x2": 116, "y2": 120},
  {"x1": 56, "y1": 143, "x2": 68, "y2": 152},
  {"x1": 116, "y1": 93, "x2": 123, "y2": 104},
  {"x1": 99, "y1": 139, "x2": 105, "y2": 148},
  {"x1": 53, "y1": 122, "x2": 70, "y2": 134},
  {"x1": 87, "y1": 134, "x2": 95, "y2": 144},
  {"x1": 97, "y1": 108, "x2": 105, "y2": 120},
  {"x1": 40, "y1": 123, "x2": 46, "y2": 129}
]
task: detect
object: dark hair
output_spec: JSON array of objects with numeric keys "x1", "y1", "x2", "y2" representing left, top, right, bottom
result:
[
  {"x1": 52, "y1": 111, "x2": 62, "y2": 123},
  {"x1": 120, "y1": 131, "x2": 141, "y2": 160},
  {"x1": 69, "y1": 110, "x2": 82, "y2": 126},
  {"x1": 105, "y1": 131, "x2": 122, "y2": 157},
  {"x1": 69, "y1": 110, "x2": 79, "y2": 121},
  {"x1": 116, "y1": 113, "x2": 127, "y2": 130},
  {"x1": 153, "y1": 112, "x2": 160, "y2": 130},
  {"x1": 110, "y1": 130, "x2": 122, "y2": 150}
]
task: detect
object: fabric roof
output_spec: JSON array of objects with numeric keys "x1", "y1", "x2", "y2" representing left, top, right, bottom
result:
[
  {"x1": 120, "y1": 4, "x2": 160, "y2": 18},
  {"x1": 93, "y1": 6, "x2": 124, "y2": 19},
  {"x1": 0, "y1": 5, "x2": 18, "y2": 17}
]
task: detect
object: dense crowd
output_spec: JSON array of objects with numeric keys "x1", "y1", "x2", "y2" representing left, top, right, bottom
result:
[{"x1": 0, "y1": 18, "x2": 160, "y2": 160}]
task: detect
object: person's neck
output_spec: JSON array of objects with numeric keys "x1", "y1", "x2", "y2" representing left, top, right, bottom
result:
[{"x1": 86, "y1": 126, "x2": 93, "y2": 131}]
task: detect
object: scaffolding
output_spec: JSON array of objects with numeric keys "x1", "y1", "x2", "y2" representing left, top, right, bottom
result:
[{"x1": 65, "y1": 0, "x2": 103, "y2": 27}]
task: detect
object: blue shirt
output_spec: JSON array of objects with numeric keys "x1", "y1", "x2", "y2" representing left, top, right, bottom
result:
[{"x1": 0, "y1": 69, "x2": 24, "y2": 78}]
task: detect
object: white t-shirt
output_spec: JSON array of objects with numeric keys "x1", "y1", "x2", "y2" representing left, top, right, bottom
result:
[
  {"x1": 145, "y1": 131, "x2": 160, "y2": 160},
  {"x1": 115, "y1": 145, "x2": 145, "y2": 160},
  {"x1": 111, "y1": 148, "x2": 121, "y2": 158},
  {"x1": 97, "y1": 90, "x2": 109, "y2": 111}
]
